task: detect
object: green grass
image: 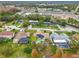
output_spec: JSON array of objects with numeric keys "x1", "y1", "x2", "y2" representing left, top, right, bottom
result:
[
  {"x1": 50, "y1": 45, "x2": 57, "y2": 54},
  {"x1": 0, "y1": 38, "x2": 78, "y2": 58},
  {"x1": 48, "y1": 25, "x2": 60, "y2": 30},
  {"x1": 6, "y1": 21, "x2": 15, "y2": 25},
  {"x1": 0, "y1": 29, "x2": 3, "y2": 32},
  {"x1": 0, "y1": 43, "x2": 32, "y2": 58},
  {"x1": 31, "y1": 36, "x2": 37, "y2": 41},
  {"x1": 32, "y1": 24, "x2": 60, "y2": 30},
  {"x1": 64, "y1": 48, "x2": 77, "y2": 54},
  {"x1": 11, "y1": 29, "x2": 19, "y2": 33},
  {"x1": 55, "y1": 31, "x2": 78, "y2": 36},
  {"x1": 25, "y1": 30, "x2": 36, "y2": 33}
]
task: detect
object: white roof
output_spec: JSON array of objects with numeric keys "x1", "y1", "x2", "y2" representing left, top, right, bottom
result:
[
  {"x1": 29, "y1": 20, "x2": 38, "y2": 22},
  {"x1": 53, "y1": 40, "x2": 67, "y2": 43},
  {"x1": 25, "y1": 13, "x2": 31, "y2": 15}
]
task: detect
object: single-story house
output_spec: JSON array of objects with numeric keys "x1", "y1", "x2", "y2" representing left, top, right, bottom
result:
[
  {"x1": 34, "y1": 31, "x2": 49, "y2": 39},
  {"x1": 29, "y1": 20, "x2": 39, "y2": 25},
  {"x1": 13, "y1": 32, "x2": 30, "y2": 43},
  {"x1": 3, "y1": 25, "x2": 20, "y2": 31},
  {"x1": 50, "y1": 32, "x2": 70, "y2": 48},
  {"x1": 18, "y1": 37, "x2": 29, "y2": 44},
  {"x1": 0, "y1": 31, "x2": 14, "y2": 39},
  {"x1": 33, "y1": 31, "x2": 49, "y2": 44},
  {"x1": 50, "y1": 33, "x2": 70, "y2": 42}
]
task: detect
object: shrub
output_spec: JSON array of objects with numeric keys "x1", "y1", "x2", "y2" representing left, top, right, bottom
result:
[
  {"x1": 24, "y1": 47, "x2": 32, "y2": 54},
  {"x1": 0, "y1": 44, "x2": 14, "y2": 57}
]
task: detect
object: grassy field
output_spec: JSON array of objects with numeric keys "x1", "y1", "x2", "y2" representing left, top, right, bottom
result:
[{"x1": 32, "y1": 24, "x2": 60, "y2": 30}]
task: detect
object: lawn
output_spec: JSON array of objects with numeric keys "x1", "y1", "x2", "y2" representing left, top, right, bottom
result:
[
  {"x1": 55, "y1": 31, "x2": 79, "y2": 36},
  {"x1": 63, "y1": 48, "x2": 77, "y2": 54},
  {"x1": 0, "y1": 37, "x2": 78, "y2": 58},
  {"x1": 0, "y1": 29, "x2": 3, "y2": 32},
  {"x1": 0, "y1": 42, "x2": 32, "y2": 58},
  {"x1": 31, "y1": 36, "x2": 37, "y2": 41},
  {"x1": 32, "y1": 24, "x2": 60, "y2": 30},
  {"x1": 25, "y1": 30, "x2": 36, "y2": 33}
]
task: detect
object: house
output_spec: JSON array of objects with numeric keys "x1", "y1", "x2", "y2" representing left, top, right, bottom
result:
[
  {"x1": 50, "y1": 32, "x2": 70, "y2": 48},
  {"x1": 29, "y1": 20, "x2": 39, "y2": 24},
  {"x1": 50, "y1": 33, "x2": 70, "y2": 42},
  {"x1": 0, "y1": 31, "x2": 14, "y2": 39},
  {"x1": 3, "y1": 25, "x2": 20, "y2": 31},
  {"x1": 18, "y1": 37, "x2": 29, "y2": 44},
  {"x1": 13, "y1": 32, "x2": 30, "y2": 43},
  {"x1": 34, "y1": 31, "x2": 49, "y2": 39},
  {"x1": 33, "y1": 31, "x2": 49, "y2": 44},
  {"x1": 36, "y1": 34, "x2": 44, "y2": 39},
  {"x1": 29, "y1": 20, "x2": 38, "y2": 23},
  {"x1": 50, "y1": 32, "x2": 59, "y2": 41}
]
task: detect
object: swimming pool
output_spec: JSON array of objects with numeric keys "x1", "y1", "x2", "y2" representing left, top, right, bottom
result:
[{"x1": 56, "y1": 43, "x2": 70, "y2": 48}]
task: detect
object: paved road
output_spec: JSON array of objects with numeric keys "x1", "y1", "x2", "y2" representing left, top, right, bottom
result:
[
  {"x1": 28, "y1": 25, "x2": 79, "y2": 32},
  {"x1": 28, "y1": 27, "x2": 77, "y2": 32}
]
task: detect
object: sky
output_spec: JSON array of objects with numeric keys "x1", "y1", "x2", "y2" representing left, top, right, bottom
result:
[{"x1": 0, "y1": 0, "x2": 79, "y2": 1}]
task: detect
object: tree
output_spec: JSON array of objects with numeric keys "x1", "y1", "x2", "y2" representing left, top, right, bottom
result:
[
  {"x1": 53, "y1": 48, "x2": 62, "y2": 58},
  {"x1": 24, "y1": 47, "x2": 32, "y2": 54},
  {"x1": 0, "y1": 44, "x2": 14, "y2": 57},
  {"x1": 50, "y1": 45, "x2": 57, "y2": 54},
  {"x1": 22, "y1": 18, "x2": 30, "y2": 27},
  {"x1": 45, "y1": 16, "x2": 51, "y2": 22},
  {"x1": 31, "y1": 48, "x2": 39, "y2": 58},
  {"x1": 62, "y1": 53, "x2": 71, "y2": 58}
]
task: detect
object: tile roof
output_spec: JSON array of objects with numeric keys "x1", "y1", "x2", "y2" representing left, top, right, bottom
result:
[
  {"x1": 0, "y1": 31, "x2": 14, "y2": 35},
  {"x1": 13, "y1": 32, "x2": 29, "y2": 43}
]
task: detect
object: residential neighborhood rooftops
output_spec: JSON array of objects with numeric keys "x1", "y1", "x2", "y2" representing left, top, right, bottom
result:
[
  {"x1": 34, "y1": 31, "x2": 49, "y2": 39},
  {"x1": 0, "y1": 31, "x2": 14, "y2": 39},
  {"x1": 18, "y1": 37, "x2": 28, "y2": 44},
  {"x1": 36, "y1": 34, "x2": 44, "y2": 39},
  {"x1": 53, "y1": 39, "x2": 67, "y2": 43},
  {"x1": 50, "y1": 33, "x2": 69, "y2": 41},
  {"x1": 50, "y1": 32, "x2": 70, "y2": 49},
  {"x1": 0, "y1": 31, "x2": 14, "y2": 35},
  {"x1": 50, "y1": 32, "x2": 59, "y2": 39},
  {"x1": 13, "y1": 32, "x2": 29, "y2": 43},
  {"x1": 29, "y1": 20, "x2": 38, "y2": 23}
]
